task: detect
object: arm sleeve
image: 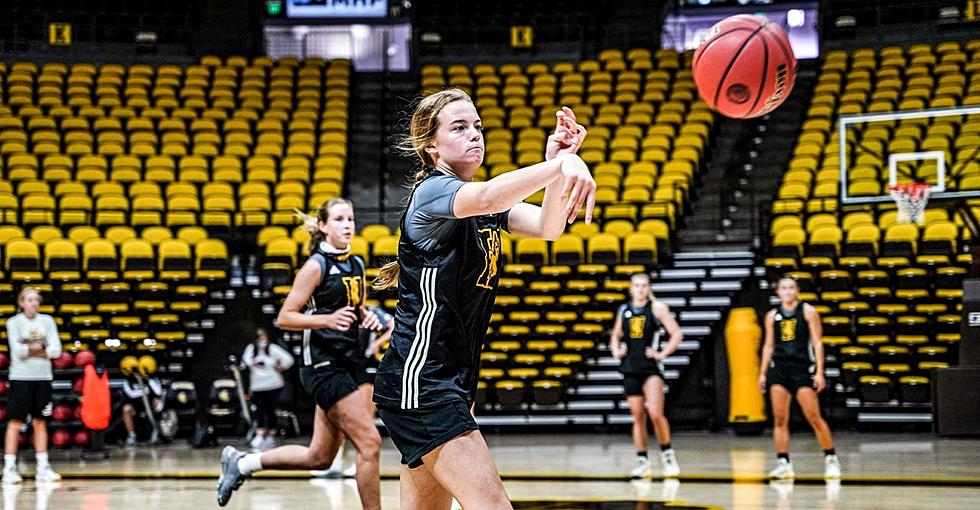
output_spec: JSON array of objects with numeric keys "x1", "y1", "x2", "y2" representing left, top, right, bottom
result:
[
  {"x1": 405, "y1": 175, "x2": 466, "y2": 250},
  {"x1": 241, "y1": 344, "x2": 254, "y2": 366},
  {"x1": 122, "y1": 379, "x2": 141, "y2": 399},
  {"x1": 45, "y1": 316, "x2": 61, "y2": 359},
  {"x1": 273, "y1": 344, "x2": 295, "y2": 370},
  {"x1": 6, "y1": 318, "x2": 29, "y2": 360},
  {"x1": 149, "y1": 378, "x2": 164, "y2": 398}
]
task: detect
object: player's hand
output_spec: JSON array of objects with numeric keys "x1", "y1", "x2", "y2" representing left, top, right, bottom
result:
[
  {"x1": 758, "y1": 374, "x2": 767, "y2": 393},
  {"x1": 612, "y1": 344, "x2": 626, "y2": 360},
  {"x1": 644, "y1": 346, "x2": 659, "y2": 359},
  {"x1": 360, "y1": 306, "x2": 383, "y2": 331},
  {"x1": 28, "y1": 341, "x2": 47, "y2": 357},
  {"x1": 545, "y1": 107, "x2": 587, "y2": 161},
  {"x1": 367, "y1": 338, "x2": 386, "y2": 357},
  {"x1": 813, "y1": 373, "x2": 826, "y2": 393},
  {"x1": 558, "y1": 154, "x2": 596, "y2": 224},
  {"x1": 322, "y1": 307, "x2": 358, "y2": 332}
]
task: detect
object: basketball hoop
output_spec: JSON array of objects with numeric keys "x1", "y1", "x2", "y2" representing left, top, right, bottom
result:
[{"x1": 889, "y1": 183, "x2": 931, "y2": 225}]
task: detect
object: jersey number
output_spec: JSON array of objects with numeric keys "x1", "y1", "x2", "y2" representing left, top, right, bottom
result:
[
  {"x1": 780, "y1": 318, "x2": 797, "y2": 342},
  {"x1": 476, "y1": 228, "x2": 501, "y2": 290},
  {"x1": 342, "y1": 276, "x2": 363, "y2": 307},
  {"x1": 629, "y1": 315, "x2": 646, "y2": 339}
]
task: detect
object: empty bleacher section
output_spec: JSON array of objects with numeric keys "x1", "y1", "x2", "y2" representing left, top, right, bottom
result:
[
  {"x1": 765, "y1": 40, "x2": 979, "y2": 423},
  {"x1": 258, "y1": 48, "x2": 739, "y2": 425},
  {"x1": 0, "y1": 55, "x2": 352, "y2": 390}
]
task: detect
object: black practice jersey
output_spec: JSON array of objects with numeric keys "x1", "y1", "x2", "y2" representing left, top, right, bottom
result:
[
  {"x1": 374, "y1": 170, "x2": 508, "y2": 410},
  {"x1": 301, "y1": 244, "x2": 366, "y2": 367},
  {"x1": 772, "y1": 303, "x2": 813, "y2": 363},
  {"x1": 617, "y1": 301, "x2": 664, "y2": 374}
]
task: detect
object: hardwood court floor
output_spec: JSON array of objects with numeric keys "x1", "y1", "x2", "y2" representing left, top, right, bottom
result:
[{"x1": 10, "y1": 431, "x2": 980, "y2": 509}]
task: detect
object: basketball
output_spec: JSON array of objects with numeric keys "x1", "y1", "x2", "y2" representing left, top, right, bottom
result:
[
  {"x1": 0, "y1": 353, "x2": 9, "y2": 370},
  {"x1": 73, "y1": 429, "x2": 91, "y2": 448},
  {"x1": 138, "y1": 355, "x2": 159, "y2": 376},
  {"x1": 52, "y1": 404, "x2": 73, "y2": 422},
  {"x1": 74, "y1": 350, "x2": 96, "y2": 368},
  {"x1": 53, "y1": 351, "x2": 74, "y2": 370},
  {"x1": 120, "y1": 356, "x2": 139, "y2": 376},
  {"x1": 0, "y1": 381, "x2": 7, "y2": 397},
  {"x1": 72, "y1": 377, "x2": 84, "y2": 394},
  {"x1": 692, "y1": 14, "x2": 797, "y2": 119},
  {"x1": 51, "y1": 429, "x2": 71, "y2": 449}
]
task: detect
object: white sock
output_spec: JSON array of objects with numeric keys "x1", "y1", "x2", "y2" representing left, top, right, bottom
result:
[
  {"x1": 35, "y1": 453, "x2": 49, "y2": 470},
  {"x1": 3, "y1": 455, "x2": 15, "y2": 470},
  {"x1": 329, "y1": 449, "x2": 344, "y2": 471},
  {"x1": 237, "y1": 453, "x2": 263, "y2": 476}
]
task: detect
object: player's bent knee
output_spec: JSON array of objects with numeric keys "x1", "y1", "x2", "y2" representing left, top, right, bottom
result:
[
  {"x1": 309, "y1": 451, "x2": 334, "y2": 470},
  {"x1": 355, "y1": 430, "x2": 382, "y2": 458}
]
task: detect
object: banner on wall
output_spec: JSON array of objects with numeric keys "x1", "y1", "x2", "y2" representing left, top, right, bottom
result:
[{"x1": 286, "y1": 0, "x2": 388, "y2": 19}]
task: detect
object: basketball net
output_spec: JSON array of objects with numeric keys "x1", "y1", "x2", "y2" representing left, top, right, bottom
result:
[{"x1": 889, "y1": 183, "x2": 931, "y2": 225}]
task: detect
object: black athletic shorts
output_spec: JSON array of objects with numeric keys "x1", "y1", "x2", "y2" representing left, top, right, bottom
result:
[
  {"x1": 8, "y1": 380, "x2": 53, "y2": 422},
  {"x1": 353, "y1": 360, "x2": 376, "y2": 387},
  {"x1": 768, "y1": 359, "x2": 815, "y2": 394},
  {"x1": 622, "y1": 369, "x2": 664, "y2": 397},
  {"x1": 299, "y1": 364, "x2": 359, "y2": 412},
  {"x1": 376, "y1": 397, "x2": 479, "y2": 468}
]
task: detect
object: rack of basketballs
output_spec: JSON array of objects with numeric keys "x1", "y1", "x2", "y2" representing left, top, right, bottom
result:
[{"x1": 0, "y1": 345, "x2": 106, "y2": 450}]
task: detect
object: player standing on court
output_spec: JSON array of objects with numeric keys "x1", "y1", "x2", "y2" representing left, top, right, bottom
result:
[
  {"x1": 759, "y1": 277, "x2": 841, "y2": 480},
  {"x1": 4, "y1": 287, "x2": 62, "y2": 484},
  {"x1": 372, "y1": 89, "x2": 594, "y2": 509},
  {"x1": 610, "y1": 273, "x2": 684, "y2": 478}
]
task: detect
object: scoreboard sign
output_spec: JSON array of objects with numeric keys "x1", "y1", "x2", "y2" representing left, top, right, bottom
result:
[
  {"x1": 511, "y1": 26, "x2": 533, "y2": 48},
  {"x1": 49, "y1": 22, "x2": 72, "y2": 46}
]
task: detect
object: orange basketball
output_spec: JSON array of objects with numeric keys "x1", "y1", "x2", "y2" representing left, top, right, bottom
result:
[{"x1": 692, "y1": 14, "x2": 797, "y2": 119}]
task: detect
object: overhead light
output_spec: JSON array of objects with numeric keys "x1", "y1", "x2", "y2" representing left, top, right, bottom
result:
[
  {"x1": 420, "y1": 32, "x2": 442, "y2": 43},
  {"x1": 787, "y1": 9, "x2": 805, "y2": 28},
  {"x1": 135, "y1": 31, "x2": 157, "y2": 43},
  {"x1": 835, "y1": 15, "x2": 857, "y2": 28},
  {"x1": 939, "y1": 7, "x2": 960, "y2": 18},
  {"x1": 351, "y1": 24, "x2": 370, "y2": 39}
]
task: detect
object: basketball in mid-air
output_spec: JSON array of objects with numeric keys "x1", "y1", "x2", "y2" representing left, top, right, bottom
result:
[{"x1": 692, "y1": 14, "x2": 797, "y2": 119}]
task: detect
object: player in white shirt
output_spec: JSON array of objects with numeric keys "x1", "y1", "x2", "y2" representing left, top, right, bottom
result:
[{"x1": 3, "y1": 288, "x2": 62, "y2": 484}]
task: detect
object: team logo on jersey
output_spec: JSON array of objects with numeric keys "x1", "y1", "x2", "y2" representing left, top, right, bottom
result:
[
  {"x1": 780, "y1": 318, "x2": 797, "y2": 342},
  {"x1": 476, "y1": 228, "x2": 501, "y2": 289},
  {"x1": 342, "y1": 276, "x2": 363, "y2": 307},
  {"x1": 629, "y1": 315, "x2": 646, "y2": 339}
]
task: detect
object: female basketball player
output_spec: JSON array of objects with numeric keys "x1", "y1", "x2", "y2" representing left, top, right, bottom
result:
[
  {"x1": 217, "y1": 198, "x2": 384, "y2": 508},
  {"x1": 372, "y1": 89, "x2": 593, "y2": 510},
  {"x1": 610, "y1": 273, "x2": 684, "y2": 478},
  {"x1": 4, "y1": 287, "x2": 62, "y2": 484},
  {"x1": 759, "y1": 276, "x2": 841, "y2": 480}
]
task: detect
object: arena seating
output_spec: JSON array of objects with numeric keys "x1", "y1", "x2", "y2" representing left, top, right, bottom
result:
[
  {"x1": 0, "y1": 55, "x2": 353, "y2": 384},
  {"x1": 261, "y1": 48, "x2": 716, "y2": 413},
  {"x1": 764, "y1": 40, "x2": 979, "y2": 417}
]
